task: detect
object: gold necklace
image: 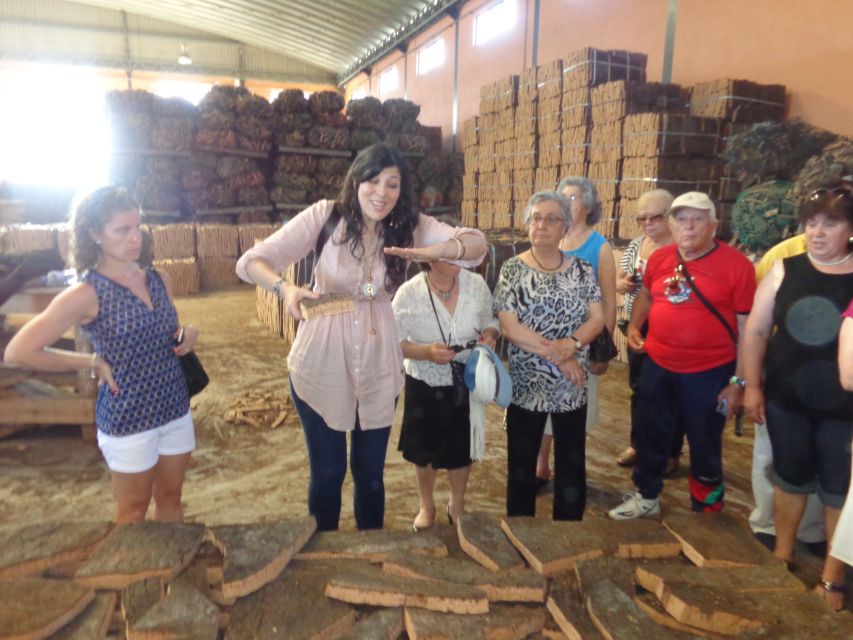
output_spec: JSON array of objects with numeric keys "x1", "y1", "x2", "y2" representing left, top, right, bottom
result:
[
  {"x1": 361, "y1": 236, "x2": 382, "y2": 336},
  {"x1": 427, "y1": 272, "x2": 456, "y2": 301},
  {"x1": 530, "y1": 248, "x2": 564, "y2": 272}
]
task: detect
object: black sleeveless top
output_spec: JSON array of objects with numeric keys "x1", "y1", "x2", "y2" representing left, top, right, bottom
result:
[{"x1": 765, "y1": 253, "x2": 853, "y2": 419}]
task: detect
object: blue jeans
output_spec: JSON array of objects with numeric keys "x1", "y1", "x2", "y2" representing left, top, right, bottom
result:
[
  {"x1": 633, "y1": 357, "x2": 734, "y2": 510},
  {"x1": 290, "y1": 381, "x2": 391, "y2": 531}
]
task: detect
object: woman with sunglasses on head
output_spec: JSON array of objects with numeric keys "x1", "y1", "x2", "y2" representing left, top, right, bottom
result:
[
  {"x1": 5, "y1": 186, "x2": 199, "y2": 524},
  {"x1": 614, "y1": 189, "x2": 684, "y2": 474},
  {"x1": 743, "y1": 183, "x2": 853, "y2": 611},
  {"x1": 494, "y1": 191, "x2": 604, "y2": 520},
  {"x1": 392, "y1": 217, "x2": 499, "y2": 531},
  {"x1": 237, "y1": 144, "x2": 487, "y2": 532},
  {"x1": 534, "y1": 176, "x2": 617, "y2": 487}
]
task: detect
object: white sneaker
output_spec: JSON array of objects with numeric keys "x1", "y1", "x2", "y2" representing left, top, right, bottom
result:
[{"x1": 608, "y1": 491, "x2": 661, "y2": 520}]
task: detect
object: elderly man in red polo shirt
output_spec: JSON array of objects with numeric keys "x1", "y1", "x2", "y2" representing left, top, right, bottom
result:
[{"x1": 609, "y1": 192, "x2": 757, "y2": 519}]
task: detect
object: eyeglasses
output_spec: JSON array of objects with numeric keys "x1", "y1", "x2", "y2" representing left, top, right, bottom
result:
[
  {"x1": 636, "y1": 212, "x2": 666, "y2": 224},
  {"x1": 665, "y1": 263, "x2": 686, "y2": 297},
  {"x1": 529, "y1": 215, "x2": 564, "y2": 227},
  {"x1": 808, "y1": 186, "x2": 853, "y2": 202},
  {"x1": 564, "y1": 194, "x2": 580, "y2": 202}
]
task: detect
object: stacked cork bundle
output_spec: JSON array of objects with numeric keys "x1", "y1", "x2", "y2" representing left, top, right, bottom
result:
[
  {"x1": 476, "y1": 76, "x2": 518, "y2": 229},
  {"x1": 689, "y1": 79, "x2": 786, "y2": 237},
  {"x1": 195, "y1": 224, "x2": 240, "y2": 291},
  {"x1": 148, "y1": 224, "x2": 199, "y2": 295},
  {"x1": 619, "y1": 114, "x2": 725, "y2": 240}
]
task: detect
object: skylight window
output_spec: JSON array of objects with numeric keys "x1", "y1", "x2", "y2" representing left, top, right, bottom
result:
[
  {"x1": 417, "y1": 39, "x2": 445, "y2": 75},
  {"x1": 474, "y1": 0, "x2": 516, "y2": 46},
  {"x1": 379, "y1": 67, "x2": 398, "y2": 95}
]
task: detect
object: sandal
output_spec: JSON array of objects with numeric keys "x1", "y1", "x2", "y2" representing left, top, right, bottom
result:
[
  {"x1": 617, "y1": 447, "x2": 637, "y2": 467},
  {"x1": 815, "y1": 579, "x2": 847, "y2": 612},
  {"x1": 412, "y1": 507, "x2": 435, "y2": 533}
]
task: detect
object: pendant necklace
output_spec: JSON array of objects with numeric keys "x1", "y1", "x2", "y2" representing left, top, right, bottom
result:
[
  {"x1": 530, "y1": 248, "x2": 564, "y2": 272},
  {"x1": 807, "y1": 251, "x2": 853, "y2": 267},
  {"x1": 427, "y1": 272, "x2": 456, "y2": 301},
  {"x1": 362, "y1": 235, "x2": 382, "y2": 336}
]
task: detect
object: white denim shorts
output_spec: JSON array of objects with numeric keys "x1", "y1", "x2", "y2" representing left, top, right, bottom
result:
[{"x1": 97, "y1": 411, "x2": 195, "y2": 474}]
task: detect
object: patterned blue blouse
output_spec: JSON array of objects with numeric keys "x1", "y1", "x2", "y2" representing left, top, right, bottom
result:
[
  {"x1": 81, "y1": 269, "x2": 189, "y2": 436},
  {"x1": 493, "y1": 256, "x2": 601, "y2": 413}
]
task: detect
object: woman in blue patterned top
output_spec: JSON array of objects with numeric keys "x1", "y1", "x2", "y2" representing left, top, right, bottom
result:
[
  {"x1": 493, "y1": 191, "x2": 604, "y2": 520},
  {"x1": 5, "y1": 187, "x2": 199, "y2": 524}
]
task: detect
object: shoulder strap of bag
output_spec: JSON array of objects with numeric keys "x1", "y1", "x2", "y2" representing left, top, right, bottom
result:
[
  {"x1": 424, "y1": 272, "x2": 452, "y2": 345},
  {"x1": 309, "y1": 206, "x2": 342, "y2": 288},
  {"x1": 678, "y1": 257, "x2": 737, "y2": 344}
]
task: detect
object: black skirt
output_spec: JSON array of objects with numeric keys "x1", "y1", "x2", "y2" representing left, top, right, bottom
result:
[{"x1": 398, "y1": 373, "x2": 472, "y2": 470}]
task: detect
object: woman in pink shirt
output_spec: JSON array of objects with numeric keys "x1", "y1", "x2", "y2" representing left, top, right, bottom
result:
[{"x1": 236, "y1": 144, "x2": 486, "y2": 530}]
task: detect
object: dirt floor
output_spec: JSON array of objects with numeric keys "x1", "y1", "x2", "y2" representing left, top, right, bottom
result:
[{"x1": 0, "y1": 285, "x2": 838, "y2": 593}]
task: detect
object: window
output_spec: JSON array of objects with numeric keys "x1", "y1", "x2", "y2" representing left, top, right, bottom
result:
[
  {"x1": 417, "y1": 39, "x2": 445, "y2": 75},
  {"x1": 474, "y1": 0, "x2": 516, "y2": 46},
  {"x1": 379, "y1": 67, "x2": 398, "y2": 96},
  {"x1": 350, "y1": 87, "x2": 367, "y2": 100},
  {"x1": 152, "y1": 80, "x2": 212, "y2": 105},
  {"x1": 0, "y1": 65, "x2": 110, "y2": 188}
]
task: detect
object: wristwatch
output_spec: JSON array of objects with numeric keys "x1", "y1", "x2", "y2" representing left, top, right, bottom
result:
[
  {"x1": 729, "y1": 375, "x2": 746, "y2": 388},
  {"x1": 570, "y1": 335, "x2": 583, "y2": 351},
  {"x1": 272, "y1": 276, "x2": 286, "y2": 299}
]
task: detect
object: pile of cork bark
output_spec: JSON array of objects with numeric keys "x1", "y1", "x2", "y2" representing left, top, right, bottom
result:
[
  {"x1": 2, "y1": 511, "x2": 849, "y2": 639},
  {"x1": 460, "y1": 46, "x2": 787, "y2": 240}
]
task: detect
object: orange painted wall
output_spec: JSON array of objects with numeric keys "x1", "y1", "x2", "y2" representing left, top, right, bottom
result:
[
  {"x1": 673, "y1": 0, "x2": 852, "y2": 138},
  {"x1": 535, "y1": 0, "x2": 667, "y2": 82},
  {"x1": 402, "y1": 17, "x2": 456, "y2": 151},
  {"x1": 344, "y1": 0, "x2": 853, "y2": 148}
]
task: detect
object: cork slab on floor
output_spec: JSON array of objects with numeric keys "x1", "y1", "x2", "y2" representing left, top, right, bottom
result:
[
  {"x1": 403, "y1": 604, "x2": 546, "y2": 640},
  {"x1": 336, "y1": 607, "x2": 403, "y2": 640},
  {"x1": 75, "y1": 522, "x2": 206, "y2": 589},
  {"x1": 0, "y1": 577, "x2": 95, "y2": 640},
  {"x1": 381, "y1": 551, "x2": 546, "y2": 603},
  {"x1": 225, "y1": 559, "x2": 359, "y2": 640},
  {"x1": 635, "y1": 561, "x2": 806, "y2": 600},
  {"x1": 0, "y1": 521, "x2": 112, "y2": 579},
  {"x1": 546, "y1": 573, "x2": 604, "y2": 640},
  {"x1": 208, "y1": 516, "x2": 317, "y2": 603},
  {"x1": 659, "y1": 581, "x2": 853, "y2": 636},
  {"x1": 52, "y1": 592, "x2": 117, "y2": 640},
  {"x1": 325, "y1": 563, "x2": 490, "y2": 615},
  {"x1": 126, "y1": 580, "x2": 219, "y2": 640},
  {"x1": 662, "y1": 512, "x2": 778, "y2": 567},
  {"x1": 456, "y1": 512, "x2": 525, "y2": 572},
  {"x1": 585, "y1": 579, "x2": 681, "y2": 640},
  {"x1": 295, "y1": 528, "x2": 447, "y2": 562}
]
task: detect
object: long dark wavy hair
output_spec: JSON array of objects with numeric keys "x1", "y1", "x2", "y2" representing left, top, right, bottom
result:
[
  {"x1": 332, "y1": 143, "x2": 417, "y2": 291},
  {"x1": 70, "y1": 186, "x2": 140, "y2": 271}
]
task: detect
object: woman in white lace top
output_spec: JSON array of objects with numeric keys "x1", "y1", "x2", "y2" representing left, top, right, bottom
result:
[{"x1": 393, "y1": 252, "x2": 499, "y2": 531}]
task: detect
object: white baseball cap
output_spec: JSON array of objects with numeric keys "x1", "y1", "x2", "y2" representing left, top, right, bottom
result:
[{"x1": 669, "y1": 191, "x2": 716, "y2": 220}]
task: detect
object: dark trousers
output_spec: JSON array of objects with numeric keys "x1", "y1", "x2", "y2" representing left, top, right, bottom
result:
[
  {"x1": 290, "y1": 382, "x2": 390, "y2": 531},
  {"x1": 628, "y1": 322, "x2": 684, "y2": 457},
  {"x1": 506, "y1": 403, "x2": 587, "y2": 520},
  {"x1": 633, "y1": 357, "x2": 734, "y2": 510}
]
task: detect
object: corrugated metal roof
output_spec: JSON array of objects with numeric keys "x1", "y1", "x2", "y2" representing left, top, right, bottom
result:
[{"x1": 71, "y1": 0, "x2": 434, "y2": 74}]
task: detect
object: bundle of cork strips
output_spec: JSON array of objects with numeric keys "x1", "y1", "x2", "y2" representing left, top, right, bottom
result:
[{"x1": 460, "y1": 47, "x2": 786, "y2": 240}]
